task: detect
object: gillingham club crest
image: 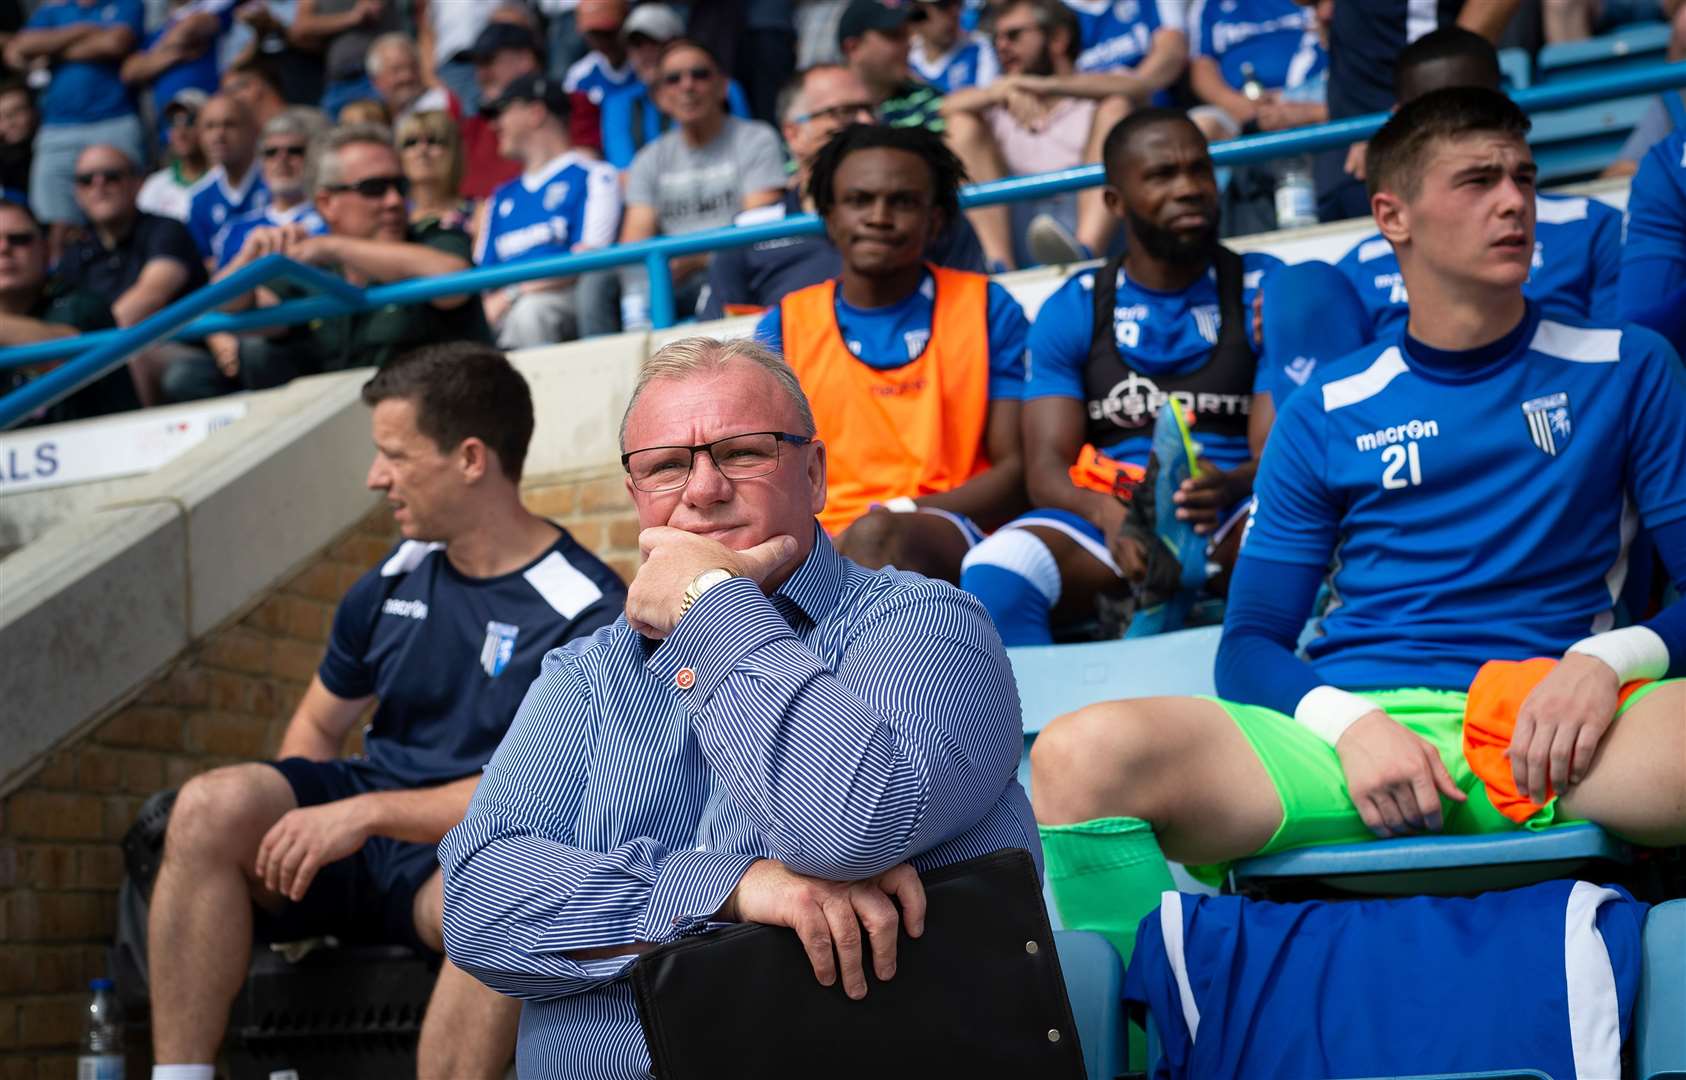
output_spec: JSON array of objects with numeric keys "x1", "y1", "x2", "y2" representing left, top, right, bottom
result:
[
  {"x1": 1521, "y1": 392, "x2": 1573, "y2": 457},
  {"x1": 480, "y1": 621, "x2": 520, "y2": 677}
]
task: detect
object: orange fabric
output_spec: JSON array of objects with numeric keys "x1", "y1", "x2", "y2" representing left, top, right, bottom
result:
[
  {"x1": 1463, "y1": 657, "x2": 1655, "y2": 823},
  {"x1": 779, "y1": 267, "x2": 992, "y2": 535},
  {"x1": 1068, "y1": 443, "x2": 1147, "y2": 498},
  {"x1": 723, "y1": 302, "x2": 770, "y2": 318}
]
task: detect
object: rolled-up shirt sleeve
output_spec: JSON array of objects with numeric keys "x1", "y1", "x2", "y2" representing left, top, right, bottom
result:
[
  {"x1": 439, "y1": 653, "x2": 761, "y2": 1002},
  {"x1": 645, "y1": 576, "x2": 1022, "y2": 881}
]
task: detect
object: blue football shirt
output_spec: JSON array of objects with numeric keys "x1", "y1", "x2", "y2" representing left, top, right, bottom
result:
[
  {"x1": 1023, "y1": 252, "x2": 1280, "y2": 470},
  {"x1": 1063, "y1": 0, "x2": 1186, "y2": 73},
  {"x1": 1619, "y1": 129, "x2": 1686, "y2": 350},
  {"x1": 474, "y1": 150, "x2": 622, "y2": 268},
  {"x1": 562, "y1": 50, "x2": 636, "y2": 106},
  {"x1": 318, "y1": 531, "x2": 624, "y2": 789},
  {"x1": 25, "y1": 0, "x2": 144, "y2": 126},
  {"x1": 1336, "y1": 193, "x2": 1623, "y2": 340},
  {"x1": 1246, "y1": 305, "x2": 1686, "y2": 692},
  {"x1": 1187, "y1": 0, "x2": 1326, "y2": 92},
  {"x1": 754, "y1": 269, "x2": 1028, "y2": 401},
  {"x1": 215, "y1": 202, "x2": 326, "y2": 269},
  {"x1": 186, "y1": 165, "x2": 270, "y2": 260},
  {"x1": 909, "y1": 32, "x2": 1000, "y2": 91}
]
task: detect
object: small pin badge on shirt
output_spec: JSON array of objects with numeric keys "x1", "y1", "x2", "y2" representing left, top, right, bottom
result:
[{"x1": 675, "y1": 667, "x2": 696, "y2": 690}]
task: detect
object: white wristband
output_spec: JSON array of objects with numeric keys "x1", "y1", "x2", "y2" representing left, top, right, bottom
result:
[
  {"x1": 1293, "y1": 685, "x2": 1379, "y2": 747},
  {"x1": 1566, "y1": 626, "x2": 1669, "y2": 684},
  {"x1": 883, "y1": 496, "x2": 919, "y2": 513}
]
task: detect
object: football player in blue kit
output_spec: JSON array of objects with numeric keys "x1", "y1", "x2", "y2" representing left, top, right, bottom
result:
[
  {"x1": 960, "y1": 108, "x2": 1280, "y2": 645},
  {"x1": 1620, "y1": 126, "x2": 1686, "y2": 355},
  {"x1": 1029, "y1": 87, "x2": 1686, "y2": 973},
  {"x1": 144, "y1": 343, "x2": 626, "y2": 1080}
]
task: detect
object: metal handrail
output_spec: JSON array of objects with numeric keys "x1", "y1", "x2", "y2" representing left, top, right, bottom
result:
[{"x1": 4, "y1": 60, "x2": 1683, "y2": 430}]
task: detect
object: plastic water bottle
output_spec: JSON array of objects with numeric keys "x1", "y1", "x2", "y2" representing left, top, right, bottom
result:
[
  {"x1": 1274, "y1": 156, "x2": 1318, "y2": 230},
  {"x1": 1240, "y1": 62, "x2": 1265, "y2": 102},
  {"x1": 77, "y1": 979, "x2": 124, "y2": 1080}
]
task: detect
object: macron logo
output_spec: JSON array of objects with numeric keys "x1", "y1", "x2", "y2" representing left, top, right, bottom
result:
[
  {"x1": 1355, "y1": 417, "x2": 1439, "y2": 452},
  {"x1": 382, "y1": 598, "x2": 429, "y2": 620}
]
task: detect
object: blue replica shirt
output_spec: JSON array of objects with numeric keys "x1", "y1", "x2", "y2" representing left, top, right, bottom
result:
[
  {"x1": 1337, "y1": 194, "x2": 1623, "y2": 341},
  {"x1": 1246, "y1": 305, "x2": 1686, "y2": 693},
  {"x1": 1024, "y1": 252, "x2": 1280, "y2": 470},
  {"x1": 909, "y1": 32, "x2": 1000, "y2": 91},
  {"x1": 1127, "y1": 882, "x2": 1646, "y2": 1080},
  {"x1": 186, "y1": 165, "x2": 270, "y2": 260},
  {"x1": 144, "y1": 0, "x2": 237, "y2": 121},
  {"x1": 24, "y1": 0, "x2": 144, "y2": 126},
  {"x1": 1063, "y1": 0, "x2": 1186, "y2": 74},
  {"x1": 1619, "y1": 129, "x2": 1686, "y2": 352},
  {"x1": 215, "y1": 201, "x2": 326, "y2": 269},
  {"x1": 439, "y1": 530, "x2": 1037, "y2": 1079},
  {"x1": 473, "y1": 150, "x2": 622, "y2": 268},
  {"x1": 318, "y1": 531, "x2": 624, "y2": 790},
  {"x1": 753, "y1": 269, "x2": 1029, "y2": 400},
  {"x1": 1187, "y1": 0, "x2": 1326, "y2": 92},
  {"x1": 599, "y1": 78, "x2": 752, "y2": 170},
  {"x1": 562, "y1": 50, "x2": 635, "y2": 106}
]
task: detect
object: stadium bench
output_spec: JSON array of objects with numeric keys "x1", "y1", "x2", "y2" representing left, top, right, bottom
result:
[
  {"x1": 1537, "y1": 21, "x2": 1673, "y2": 80},
  {"x1": 1530, "y1": 95, "x2": 1656, "y2": 181},
  {"x1": 1636, "y1": 898, "x2": 1686, "y2": 1080},
  {"x1": 1230, "y1": 823, "x2": 1633, "y2": 897},
  {"x1": 1054, "y1": 930, "x2": 1128, "y2": 1080}
]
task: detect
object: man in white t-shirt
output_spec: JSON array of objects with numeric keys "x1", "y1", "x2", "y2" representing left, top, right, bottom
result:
[{"x1": 137, "y1": 89, "x2": 210, "y2": 223}]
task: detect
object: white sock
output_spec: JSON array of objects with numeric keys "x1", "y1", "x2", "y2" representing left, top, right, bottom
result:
[{"x1": 152, "y1": 1066, "x2": 216, "y2": 1080}]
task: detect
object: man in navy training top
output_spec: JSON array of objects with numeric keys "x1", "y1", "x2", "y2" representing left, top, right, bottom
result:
[
  {"x1": 960, "y1": 109, "x2": 1280, "y2": 645},
  {"x1": 145, "y1": 343, "x2": 625, "y2": 1080},
  {"x1": 441, "y1": 336, "x2": 1037, "y2": 1078},
  {"x1": 1029, "y1": 87, "x2": 1686, "y2": 975},
  {"x1": 474, "y1": 74, "x2": 621, "y2": 349},
  {"x1": 753, "y1": 122, "x2": 1029, "y2": 584},
  {"x1": 1620, "y1": 125, "x2": 1686, "y2": 356},
  {"x1": 701, "y1": 64, "x2": 984, "y2": 321}
]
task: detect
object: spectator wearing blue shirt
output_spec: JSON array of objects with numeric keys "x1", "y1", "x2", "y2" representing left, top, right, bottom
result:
[
  {"x1": 440, "y1": 336, "x2": 1037, "y2": 1077},
  {"x1": 474, "y1": 75, "x2": 622, "y2": 349},
  {"x1": 147, "y1": 342, "x2": 626, "y2": 1080},
  {"x1": 754, "y1": 124, "x2": 1029, "y2": 585},
  {"x1": 185, "y1": 93, "x2": 270, "y2": 264},
  {"x1": 3, "y1": 0, "x2": 146, "y2": 250},
  {"x1": 118, "y1": 0, "x2": 235, "y2": 130},
  {"x1": 563, "y1": 0, "x2": 637, "y2": 153},
  {"x1": 908, "y1": 0, "x2": 1000, "y2": 91},
  {"x1": 1186, "y1": 0, "x2": 1326, "y2": 135},
  {"x1": 959, "y1": 110, "x2": 1277, "y2": 645},
  {"x1": 1063, "y1": 0, "x2": 1190, "y2": 78},
  {"x1": 1620, "y1": 128, "x2": 1686, "y2": 354}
]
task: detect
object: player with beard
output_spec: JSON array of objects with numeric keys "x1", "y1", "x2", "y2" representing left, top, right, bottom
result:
[{"x1": 959, "y1": 109, "x2": 1281, "y2": 645}]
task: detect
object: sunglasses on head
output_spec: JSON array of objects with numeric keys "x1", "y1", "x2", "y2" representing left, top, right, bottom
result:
[
  {"x1": 73, "y1": 168, "x2": 130, "y2": 187},
  {"x1": 262, "y1": 144, "x2": 307, "y2": 160},
  {"x1": 324, "y1": 175, "x2": 410, "y2": 199},
  {"x1": 662, "y1": 65, "x2": 715, "y2": 86},
  {"x1": 400, "y1": 134, "x2": 448, "y2": 150}
]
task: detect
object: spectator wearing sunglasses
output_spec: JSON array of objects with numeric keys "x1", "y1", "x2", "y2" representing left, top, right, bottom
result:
[
  {"x1": 57, "y1": 144, "x2": 208, "y2": 405},
  {"x1": 908, "y1": 0, "x2": 1000, "y2": 92},
  {"x1": 596, "y1": 39, "x2": 784, "y2": 334},
  {"x1": 0, "y1": 197, "x2": 139, "y2": 424},
  {"x1": 214, "y1": 123, "x2": 490, "y2": 377},
  {"x1": 474, "y1": 75, "x2": 620, "y2": 349},
  {"x1": 397, "y1": 109, "x2": 471, "y2": 232},
  {"x1": 138, "y1": 89, "x2": 211, "y2": 223},
  {"x1": 186, "y1": 93, "x2": 271, "y2": 266}
]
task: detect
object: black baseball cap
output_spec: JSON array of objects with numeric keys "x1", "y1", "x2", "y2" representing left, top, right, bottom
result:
[
  {"x1": 481, "y1": 74, "x2": 570, "y2": 119},
  {"x1": 467, "y1": 23, "x2": 545, "y2": 65},
  {"x1": 837, "y1": 0, "x2": 911, "y2": 49}
]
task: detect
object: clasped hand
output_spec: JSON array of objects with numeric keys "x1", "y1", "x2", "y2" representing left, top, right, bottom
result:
[
  {"x1": 624, "y1": 527, "x2": 798, "y2": 639},
  {"x1": 720, "y1": 859, "x2": 926, "y2": 1000},
  {"x1": 254, "y1": 798, "x2": 371, "y2": 902}
]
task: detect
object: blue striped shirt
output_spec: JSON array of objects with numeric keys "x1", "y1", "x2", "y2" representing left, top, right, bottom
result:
[{"x1": 439, "y1": 527, "x2": 1039, "y2": 1078}]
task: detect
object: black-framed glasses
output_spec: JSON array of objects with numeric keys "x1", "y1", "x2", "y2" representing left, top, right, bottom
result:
[
  {"x1": 324, "y1": 175, "x2": 410, "y2": 199},
  {"x1": 662, "y1": 65, "x2": 715, "y2": 86},
  {"x1": 0, "y1": 230, "x2": 37, "y2": 249},
  {"x1": 792, "y1": 100, "x2": 874, "y2": 126},
  {"x1": 622, "y1": 431, "x2": 811, "y2": 492},
  {"x1": 400, "y1": 134, "x2": 447, "y2": 150},
  {"x1": 262, "y1": 144, "x2": 307, "y2": 160},
  {"x1": 73, "y1": 168, "x2": 130, "y2": 187}
]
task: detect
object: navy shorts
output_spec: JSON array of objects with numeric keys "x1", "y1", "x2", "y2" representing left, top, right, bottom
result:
[{"x1": 254, "y1": 758, "x2": 441, "y2": 953}]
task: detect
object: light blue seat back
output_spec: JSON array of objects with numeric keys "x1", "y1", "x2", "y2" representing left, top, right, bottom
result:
[
  {"x1": 1054, "y1": 930, "x2": 1127, "y2": 1080},
  {"x1": 1636, "y1": 898, "x2": 1686, "y2": 1080}
]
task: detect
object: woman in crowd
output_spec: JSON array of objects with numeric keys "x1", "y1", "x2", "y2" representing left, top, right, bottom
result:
[{"x1": 398, "y1": 109, "x2": 472, "y2": 233}]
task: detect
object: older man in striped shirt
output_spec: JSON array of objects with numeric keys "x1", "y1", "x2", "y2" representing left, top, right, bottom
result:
[{"x1": 440, "y1": 336, "x2": 1038, "y2": 1077}]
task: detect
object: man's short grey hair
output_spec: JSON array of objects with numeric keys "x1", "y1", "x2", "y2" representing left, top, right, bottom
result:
[
  {"x1": 619, "y1": 337, "x2": 818, "y2": 451},
  {"x1": 312, "y1": 122, "x2": 395, "y2": 194},
  {"x1": 263, "y1": 105, "x2": 328, "y2": 144},
  {"x1": 778, "y1": 64, "x2": 851, "y2": 125},
  {"x1": 365, "y1": 32, "x2": 418, "y2": 78}
]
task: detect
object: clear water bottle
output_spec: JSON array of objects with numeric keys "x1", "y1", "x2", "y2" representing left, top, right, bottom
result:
[
  {"x1": 77, "y1": 978, "x2": 124, "y2": 1080},
  {"x1": 1274, "y1": 155, "x2": 1318, "y2": 230}
]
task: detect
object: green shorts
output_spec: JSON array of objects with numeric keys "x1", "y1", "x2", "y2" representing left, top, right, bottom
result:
[{"x1": 1191, "y1": 680, "x2": 1677, "y2": 880}]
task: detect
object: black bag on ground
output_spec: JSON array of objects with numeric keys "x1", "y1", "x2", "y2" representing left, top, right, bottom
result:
[{"x1": 631, "y1": 847, "x2": 1085, "y2": 1079}]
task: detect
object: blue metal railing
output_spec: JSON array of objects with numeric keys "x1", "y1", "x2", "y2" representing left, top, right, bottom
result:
[{"x1": 4, "y1": 60, "x2": 1684, "y2": 430}]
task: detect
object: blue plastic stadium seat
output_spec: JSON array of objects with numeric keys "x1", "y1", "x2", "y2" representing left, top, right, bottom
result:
[
  {"x1": 1231, "y1": 823, "x2": 1632, "y2": 896},
  {"x1": 1636, "y1": 899, "x2": 1686, "y2": 1080},
  {"x1": 1054, "y1": 930, "x2": 1127, "y2": 1080},
  {"x1": 1538, "y1": 21, "x2": 1672, "y2": 78},
  {"x1": 1499, "y1": 47, "x2": 1533, "y2": 91},
  {"x1": 1529, "y1": 95, "x2": 1655, "y2": 181}
]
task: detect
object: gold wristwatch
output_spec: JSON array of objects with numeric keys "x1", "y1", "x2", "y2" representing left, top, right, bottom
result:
[{"x1": 679, "y1": 567, "x2": 737, "y2": 619}]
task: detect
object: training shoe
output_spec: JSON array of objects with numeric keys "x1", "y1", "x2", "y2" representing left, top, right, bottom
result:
[{"x1": 1026, "y1": 213, "x2": 1091, "y2": 267}]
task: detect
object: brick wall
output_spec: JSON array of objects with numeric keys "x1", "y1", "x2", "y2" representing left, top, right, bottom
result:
[{"x1": 0, "y1": 468, "x2": 638, "y2": 1075}]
